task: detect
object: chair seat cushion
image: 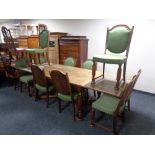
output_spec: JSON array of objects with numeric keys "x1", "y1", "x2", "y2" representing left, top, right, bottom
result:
[
  {"x1": 35, "y1": 84, "x2": 54, "y2": 93},
  {"x1": 92, "y1": 94, "x2": 124, "y2": 115},
  {"x1": 20, "y1": 75, "x2": 33, "y2": 84},
  {"x1": 25, "y1": 48, "x2": 36, "y2": 53},
  {"x1": 93, "y1": 54, "x2": 127, "y2": 64},
  {"x1": 58, "y1": 93, "x2": 79, "y2": 102},
  {"x1": 34, "y1": 49, "x2": 47, "y2": 54}
]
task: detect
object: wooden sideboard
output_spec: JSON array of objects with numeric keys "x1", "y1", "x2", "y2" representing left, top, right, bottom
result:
[
  {"x1": 59, "y1": 36, "x2": 88, "y2": 67},
  {"x1": 18, "y1": 35, "x2": 39, "y2": 48}
]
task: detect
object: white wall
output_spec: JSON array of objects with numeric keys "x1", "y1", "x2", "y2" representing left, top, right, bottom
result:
[{"x1": 1, "y1": 19, "x2": 155, "y2": 94}]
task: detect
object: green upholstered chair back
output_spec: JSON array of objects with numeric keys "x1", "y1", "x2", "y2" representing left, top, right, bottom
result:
[
  {"x1": 50, "y1": 70, "x2": 71, "y2": 95},
  {"x1": 82, "y1": 59, "x2": 93, "y2": 70},
  {"x1": 63, "y1": 57, "x2": 76, "y2": 67},
  {"x1": 31, "y1": 64, "x2": 47, "y2": 87},
  {"x1": 106, "y1": 25, "x2": 134, "y2": 54},
  {"x1": 39, "y1": 30, "x2": 49, "y2": 49}
]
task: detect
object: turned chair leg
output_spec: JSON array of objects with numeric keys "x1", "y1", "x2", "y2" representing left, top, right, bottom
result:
[
  {"x1": 58, "y1": 99, "x2": 61, "y2": 113},
  {"x1": 123, "y1": 62, "x2": 127, "y2": 83},
  {"x1": 116, "y1": 64, "x2": 122, "y2": 89},
  {"x1": 20, "y1": 81, "x2": 23, "y2": 93},
  {"x1": 103, "y1": 63, "x2": 105, "y2": 78},
  {"x1": 127, "y1": 99, "x2": 130, "y2": 111},
  {"x1": 90, "y1": 108, "x2": 96, "y2": 127},
  {"x1": 113, "y1": 117, "x2": 118, "y2": 134},
  {"x1": 35, "y1": 88, "x2": 39, "y2": 101},
  {"x1": 73, "y1": 101, "x2": 76, "y2": 121},
  {"x1": 46, "y1": 91, "x2": 49, "y2": 108},
  {"x1": 28, "y1": 83, "x2": 31, "y2": 96}
]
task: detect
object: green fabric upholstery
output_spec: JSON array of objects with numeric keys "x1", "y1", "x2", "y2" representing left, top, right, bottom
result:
[
  {"x1": 107, "y1": 27, "x2": 129, "y2": 53},
  {"x1": 25, "y1": 48, "x2": 36, "y2": 53},
  {"x1": 93, "y1": 54, "x2": 127, "y2": 64},
  {"x1": 34, "y1": 49, "x2": 47, "y2": 54},
  {"x1": 82, "y1": 59, "x2": 93, "y2": 70},
  {"x1": 35, "y1": 84, "x2": 54, "y2": 93},
  {"x1": 92, "y1": 94, "x2": 125, "y2": 115},
  {"x1": 64, "y1": 57, "x2": 76, "y2": 67},
  {"x1": 39, "y1": 56, "x2": 46, "y2": 64},
  {"x1": 19, "y1": 75, "x2": 33, "y2": 84},
  {"x1": 58, "y1": 93, "x2": 79, "y2": 102},
  {"x1": 39, "y1": 30, "x2": 49, "y2": 48},
  {"x1": 25, "y1": 48, "x2": 47, "y2": 54},
  {"x1": 16, "y1": 59, "x2": 31, "y2": 76},
  {"x1": 16, "y1": 59, "x2": 27, "y2": 68}
]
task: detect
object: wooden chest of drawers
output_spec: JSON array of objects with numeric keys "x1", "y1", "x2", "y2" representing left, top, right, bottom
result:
[
  {"x1": 59, "y1": 36, "x2": 88, "y2": 67},
  {"x1": 27, "y1": 35, "x2": 39, "y2": 48},
  {"x1": 18, "y1": 36, "x2": 28, "y2": 48}
]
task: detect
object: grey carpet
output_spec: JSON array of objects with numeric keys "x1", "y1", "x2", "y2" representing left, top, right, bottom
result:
[{"x1": 0, "y1": 82, "x2": 155, "y2": 135}]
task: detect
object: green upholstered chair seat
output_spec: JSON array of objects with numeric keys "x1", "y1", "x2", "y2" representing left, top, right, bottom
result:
[
  {"x1": 34, "y1": 49, "x2": 47, "y2": 54},
  {"x1": 93, "y1": 54, "x2": 127, "y2": 64},
  {"x1": 92, "y1": 94, "x2": 125, "y2": 115},
  {"x1": 25, "y1": 48, "x2": 36, "y2": 53},
  {"x1": 19, "y1": 75, "x2": 33, "y2": 83},
  {"x1": 35, "y1": 84, "x2": 54, "y2": 93},
  {"x1": 58, "y1": 93, "x2": 79, "y2": 102},
  {"x1": 25, "y1": 48, "x2": 47, "y2": 54}
]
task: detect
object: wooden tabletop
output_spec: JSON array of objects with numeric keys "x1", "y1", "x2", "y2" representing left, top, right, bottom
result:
[{"x1": 44, "y1": 63, "x2": 102, "y2": 87}]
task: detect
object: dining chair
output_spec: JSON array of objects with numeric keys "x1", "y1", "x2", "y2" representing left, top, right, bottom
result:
[
  {"x1": 90, "y1": 69, "x2": 141, "y2": 134},
  {"x1": 31, "y1": 64, "x2": 55, "y2": 108},
  {"x1": 25, "y1": 29, "x2": 50, "y2": 66},
  {"x1": 50, "y1": 70, "x2": 80, "y2": 120},
  {"x1": 16, "y1": 58, "x2": 33, "y2": 96},
  {"x1": 1, "y1": 26, "x2": 25, "y2": 62},
  {"x1": 1, "y1": 26, "x2": 33, "y2": 92},
  {"x1": 92, "y1": 24, "x2": 134, "y2": 89}
]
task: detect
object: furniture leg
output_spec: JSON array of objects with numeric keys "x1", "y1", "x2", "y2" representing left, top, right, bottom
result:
[
  {"x1": 123, "y1": 62, "x2": 126, "y2": 83},
  {"x1": 116, "y1": 64, "x2": 122, "y2": 89},
  {"x1": 58, "y1": 99, "x2": 61, "y2": 113},
  {"x1": 92, "y1": 61, "x2": 96, "y2": 84},
  {"x1": 113, "y1": 116, "x2": 118, "y2": 134},
  {"x1": 90, "y1": 108, "x2": 95, "y2": 127}
]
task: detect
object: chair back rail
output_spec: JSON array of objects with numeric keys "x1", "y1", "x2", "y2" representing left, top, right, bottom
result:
[{"x1": 115, "y1": 69, "x2": 142, "y2": 115}]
